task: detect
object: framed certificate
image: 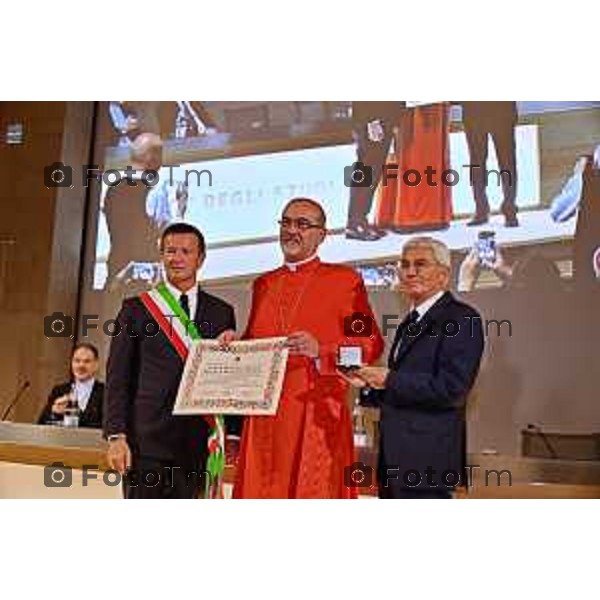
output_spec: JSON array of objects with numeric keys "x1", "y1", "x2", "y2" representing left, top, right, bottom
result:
[{"x1": 173, "y1": 337, "x2": 289, "y2": 416}]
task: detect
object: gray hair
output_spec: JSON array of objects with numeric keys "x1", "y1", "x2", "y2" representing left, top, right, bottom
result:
[{"x1": 401, "y1": 236, "x2": 451, "y2": 269}]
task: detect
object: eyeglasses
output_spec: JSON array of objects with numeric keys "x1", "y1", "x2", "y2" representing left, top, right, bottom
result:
[
  {"x1": 397, "y1": 259, "x2": 438, "y2": 273},
  {"x1": 278, "y1": 217, "x2": 324, "y2": 231}
]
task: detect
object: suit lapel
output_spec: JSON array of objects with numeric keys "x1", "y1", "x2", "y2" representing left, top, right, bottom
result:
[
  {"x1": 388, "y1": 325, "x2": 404, "y2": 368},
  {"x1": 194, "y1": 285, "x2": 206, "y2": 328},
  {"x1": 394, "y1": 313, "x2": 432, "y2": 363},
  {"x1": 393, "y1": 292, "x2": 454, "y2": 364}
]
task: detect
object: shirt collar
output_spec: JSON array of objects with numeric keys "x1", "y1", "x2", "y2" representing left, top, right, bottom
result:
[
  {"x1": 74, "y1": 378, "x2": 95, "y2": 390},
  {"x1": 412, "y1": 290, "x2": 445, "y2": 321},
  {"x1": 164, "y1": 279, "x2": 198, "y2": 300},
  {"x1": 284, "y1": 253, "x2": 319, "y2": 272}
]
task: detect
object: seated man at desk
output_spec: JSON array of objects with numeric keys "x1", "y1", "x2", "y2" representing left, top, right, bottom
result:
[{"x1": 38, "y1": 343, "x2": 104, "y2": 428}]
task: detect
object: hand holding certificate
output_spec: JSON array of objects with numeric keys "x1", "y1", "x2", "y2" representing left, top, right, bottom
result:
[{"x1": 173, "y1": 337, "x2": 289, "y2": 416}]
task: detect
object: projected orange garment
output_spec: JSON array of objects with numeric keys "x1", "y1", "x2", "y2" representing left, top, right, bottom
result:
[
  {"x1": 376, "y1": 103, "x2": 452, "y2": 231},
  {"x1": 233, "y1": 257, "x2": 384, "y2": 499}
]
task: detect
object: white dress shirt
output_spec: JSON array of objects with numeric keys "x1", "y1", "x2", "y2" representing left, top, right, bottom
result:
[
  {"x1": 412, "y1": 290, "x2": 445, "y2": 322},
  {"x1": 73, "y1": 378, "x2": 95, "y2": 412},
  {"x1": 393, "y1": 291, "x2": 446, "y2": 362},
  {"x1": 164, "y1": 280, "x2": 199, "y2": 319}
]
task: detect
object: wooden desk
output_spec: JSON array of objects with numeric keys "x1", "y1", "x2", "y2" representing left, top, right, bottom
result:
[
  {"x1": 0, "y1": 422, "x2": 238, "y2": 498},
  {"x1": 357, "y1": 448, "x2": 600, "y2": 499},
  {"x1": 0, "y1": 422, "x2": 117, "y2": 498},
  {"x1": 2, "y1": 423, "x2": 600, "y2": 498},
  {"x1": 0, "y1": 422, "x2": 109, "y2": 470}
]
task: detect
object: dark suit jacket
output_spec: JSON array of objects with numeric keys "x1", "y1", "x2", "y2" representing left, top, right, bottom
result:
[
  {"x1": 103, "y1": 287, "x2": 238, "y2": 463},
  {"x1": 38, "y1": 381, "x2": 104, "y2": 429},
  {"x1": 378, "y1": 292, "x2": 484, "y2": 492},
  {"x1": 461, "y1": 101, "x2": 518, "y2": 131},
  {"x1": 103, "y1": 182, "x2": 158, "y2": 282},
  {"x1": 574, "y1": 161, "x2": 600, "y2": 291}
]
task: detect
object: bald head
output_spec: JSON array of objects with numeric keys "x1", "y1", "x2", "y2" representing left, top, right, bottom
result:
[
  {"x1": 282, "y1": 197, "x2": 326, "y2": 227},
  {"x1": 130, "y1": 132, "x2": 162, "y2": 171}
]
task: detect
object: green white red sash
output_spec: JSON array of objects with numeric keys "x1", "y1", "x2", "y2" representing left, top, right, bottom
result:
[{"x1": 139, "y1": 282, "x2": 225, "y2": 499}]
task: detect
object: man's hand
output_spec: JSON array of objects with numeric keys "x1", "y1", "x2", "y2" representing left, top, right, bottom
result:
[
  {"x1": 457, "y1": 248, "x2": 481, "y2": 293},
  {"x1": 107, "y1": 436, "x2": 131, "y2": 475},
  {"x1": 51, "y1": 395, "x2": 70, "y2": 415},
  {"x1": 337, "y1": 368, "x2": 369, "y2": 388},
  {"x1": 355, "y1": 366, "x2": 389, "y2": 389},
  {"x1": 286, "y1": 331, "x2": 319, "y2": 358},
  {"x1": 490, "y1": 247, "x2": 513, "y2": 281},
  {"x1": 217, "y1": 329, "x2": 238, "y2": 348}
]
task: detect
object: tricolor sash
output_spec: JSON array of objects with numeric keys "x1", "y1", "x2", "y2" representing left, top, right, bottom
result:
[{"x1": 140, "y1": 282, "x2": 225, "y2": 499}]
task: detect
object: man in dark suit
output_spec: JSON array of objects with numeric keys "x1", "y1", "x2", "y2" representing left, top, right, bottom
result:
[
  {"x1": 348, "y1": 236, "x2": 484, "y2": 498},
  {"x1": 38, "y1": 343, "x2": 104, "y2": 428},
  {"x1": 346, "y1": 101, "x2": 405, "y2": 241},
  {"x1": 103, "y1": 132, "x2": 163, "y2": 287},
  {"x1": 573, "y1": 155, "x2": 600, "y2": 292},
  {"x1": 104, "y1": 222, "x2": 239, "y2": 499},
  {"x1": 460, "y1": 101, "x2": 519, "y2": 227}
]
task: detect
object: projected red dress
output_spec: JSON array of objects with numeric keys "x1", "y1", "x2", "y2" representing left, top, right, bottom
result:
[
  {"x1": 232, "y1": 257, "x2": 384, "y2": 498},
  {"x1": 376, "y1": 102, "x2": 453, "y2": 231}
]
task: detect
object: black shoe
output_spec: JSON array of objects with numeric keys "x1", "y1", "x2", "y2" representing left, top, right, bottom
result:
[
  {"x1": 467, "y1": 213, "x2": 489, "y2": 226},
  {"x1": 345, "y1": 223, "x2": 383, "y2": 241},
  {"x1": 501, "y1": 202, "x2": 519, "y2": 227},
  {"x1": 364, "y1": 222, "x2": 387, "y2": 237}
]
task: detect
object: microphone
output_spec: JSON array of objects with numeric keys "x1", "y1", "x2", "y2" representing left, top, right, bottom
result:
[
  {"x1": 1, "y1": 380, "x2": 31, "y2": 421},
  {"x1": 526, "y1": 423, "x2": 558, "y2": 460}
]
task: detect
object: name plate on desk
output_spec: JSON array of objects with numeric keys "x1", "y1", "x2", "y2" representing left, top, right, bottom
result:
[{"x1": 173, "y1": 337, "x2": 289, "y2": 416}]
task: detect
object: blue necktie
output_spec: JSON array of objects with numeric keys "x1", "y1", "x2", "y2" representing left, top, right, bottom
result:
[{"x1": 395, "y1": 309, "x2": 420, "y2": 359}]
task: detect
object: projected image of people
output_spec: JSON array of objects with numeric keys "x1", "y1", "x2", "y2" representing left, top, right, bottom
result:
[{"x1": 81, "y1": 101, "x2": 600, "y2": 462}]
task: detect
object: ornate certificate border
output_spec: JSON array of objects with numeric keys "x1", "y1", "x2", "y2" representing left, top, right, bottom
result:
[{"x1": 173, "y1": 337, "x2": 289, "y2": 416}]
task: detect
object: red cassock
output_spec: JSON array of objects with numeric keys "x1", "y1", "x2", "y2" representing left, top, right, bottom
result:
[
  {"x1": 376, "y1": 102, "x2": 453, "y2": 231},
  {"x1": 233, "y1": 257, "x2": 384, "y2": 499}
]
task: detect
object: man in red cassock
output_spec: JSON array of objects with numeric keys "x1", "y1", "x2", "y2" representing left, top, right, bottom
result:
[{"x1": 222, "y1": 198, "x2": 384, "y2": 498}]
